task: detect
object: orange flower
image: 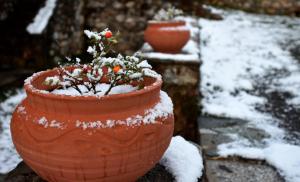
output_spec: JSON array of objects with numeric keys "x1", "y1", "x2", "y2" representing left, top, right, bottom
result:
[{"x1": 113, "y1": 65, "x2": 121, "y2": 73}]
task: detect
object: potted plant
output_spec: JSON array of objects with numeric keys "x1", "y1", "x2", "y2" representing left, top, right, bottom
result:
[
  {"x1": 144, "y1": 6, "x2": 190, "y2": 54},
  {"x1": 10, "y1": 29, "x2": 174, "y2": 182}
]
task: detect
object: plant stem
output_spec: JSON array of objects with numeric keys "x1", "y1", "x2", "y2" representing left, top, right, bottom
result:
[
  {"x1": 104, "y1": 82, "x2": 115, "y2": 95},
  {"x1": 73, "y1": 84, "x2": 82, "y2": 94},
  {"x1": 104, "y1": 77, "x2": 118, "y2": 95},
  {"x1": 91, "y1": 82, "x2": 97, "y2": 94}
]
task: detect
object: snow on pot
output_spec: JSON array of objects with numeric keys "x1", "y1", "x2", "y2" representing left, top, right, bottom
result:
[
  {"x1": 10, "y1": 29, "x2": 174, "y2": 182},
  {"x1": 144, "y1": 6, "x2": 190, "y2": 53}
]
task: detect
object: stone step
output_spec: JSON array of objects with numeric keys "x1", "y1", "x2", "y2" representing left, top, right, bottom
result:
[
  {"x1": 204, "y1": 159, "x2": 283, "y2": 182},
  {"x1": 141, "y1": 17, "x2": 201, "y2": 143},
  {"x1": 198, "y1": 116, "x2": 284, "y2": 182}
]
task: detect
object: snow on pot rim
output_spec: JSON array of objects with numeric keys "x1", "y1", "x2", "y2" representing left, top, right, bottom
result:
[
  {"x1": 23, "y1": 67, "x2": 165, "y2": 118},
  {"x1": 146, "y1": 21, "x2": 190, "y2": 32},
  {"x1": 24, "y1": 67, "x2": 162, "y2": 101},
  {"x1": 147, "y1": 20, "x2": 186, "y2": 26}
]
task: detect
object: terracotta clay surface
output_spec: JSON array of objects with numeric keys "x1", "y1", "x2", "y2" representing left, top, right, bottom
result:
[
  {"x1": 10, "y1": 69, "x2": 174, "y2": 182},
  {"x1": 144, "y1": 21, "x2": 190, "y2": 53}
]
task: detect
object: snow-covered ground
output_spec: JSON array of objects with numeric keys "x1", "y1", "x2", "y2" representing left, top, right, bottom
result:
[
  {"x1": 0, "y1": 90, "x2": 25, "y2": 173},
  {"x1": 160, "y1": 136, "x2": 203, "y2": 182},
  {"x1": 200, "y1": 7, "x2": 300, "y2": 182}
]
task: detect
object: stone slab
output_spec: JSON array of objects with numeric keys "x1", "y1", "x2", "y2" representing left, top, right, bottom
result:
[
  {"x1": 141, "y1": 18, "x2": 201, "y2": 143},
  {"x1": 3, "y1": 142, "x2": 204, "y2": 182},
  {"x1": 151, "y1": 61, "x2": 201, "y2": 143},
  {"x1": 205, "y1": 159, "x2": 284, "y2": 182},
  {"x1": 198, "y1": 116, "x2": 271, "y2": 157},
  {"x1": 3, "y1": 162, "x2": 174, "y2": 182}
]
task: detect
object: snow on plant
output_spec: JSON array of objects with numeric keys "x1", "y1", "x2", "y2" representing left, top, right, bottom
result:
[
  {"x1": 44, "y1": 28, "x2": 160, "y2": 95},
  {"x1": 153, "y1": 5, "x2": 183, "y2": 21}
]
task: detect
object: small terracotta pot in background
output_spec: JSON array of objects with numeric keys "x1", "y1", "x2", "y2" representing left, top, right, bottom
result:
[
  {"x1": 11, "y1": 68, "x2": 174, "y2": 182},
  {"x1": 144, "y1": 21, "x2": 190, "y2": 54}
]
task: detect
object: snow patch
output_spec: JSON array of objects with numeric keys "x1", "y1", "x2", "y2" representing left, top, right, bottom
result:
[
  {"x1": 84, "y1": 30, "x2": 101, "y2": 40},
  {"x1": 17, "y1": 106, "x2": 26, "y2": 114},
  {"x1": 26, "y1": 0, "x2": 57, "y2": 34},
  {"x1": 25, "y1": 69, "x2": 161, "y2": 96},
  {"x1": 0, "y1": 90, "x2": 26, "y2": 173},
  {"x1": 160, "y1": 136, "x2": 203, "y2": 182},
  {"x1": 37, "y1": 117, "x2": 64, "y2": 129},
  {"x1": 159, "y1": 26, "x2": 189, "y2": 31},
  {"x1": 219, "y1": 143, "x2": 300, "y2": 182},
  {"x1": 142, "y1": 45, "x2": 199, "y2": 62},
  {"x1": 51, "y1": 83, "x2": 138, "y2": 96}
]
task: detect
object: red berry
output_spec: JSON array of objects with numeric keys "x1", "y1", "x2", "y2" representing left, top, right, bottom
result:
[
  {"x1": 105, "y1": 31, "x2": 112, "y2": 38},
  {"x1": 83, "y1": 67, "x2": 91, "y2": 73}
]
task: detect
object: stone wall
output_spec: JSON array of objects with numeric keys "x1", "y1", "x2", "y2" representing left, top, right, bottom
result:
[
  {"x1": 0, "y1": 0, "x2": 207, "y2": 71},
  {"x1": 0, "y1": 0, "x2": 46, "y2": 70},
  {"x1": 84, "y1": 0, "x2": 164, "y2": 55},
  {"x1": 48, "y1": 0, "x2": 84, "y2": 59},
  {"x1": 204, "y1": 0, "x2": 300, "y2": 15}
]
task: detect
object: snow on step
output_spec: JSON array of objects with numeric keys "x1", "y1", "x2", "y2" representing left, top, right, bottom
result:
[
  {"x1": 26, "y1": 0, "x2": 57, "y2": 34},
  {"x1": 160, "y1": 136, "x2": 203, "y2": 182}
]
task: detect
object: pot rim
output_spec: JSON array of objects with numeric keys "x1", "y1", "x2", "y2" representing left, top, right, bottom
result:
[
  {"x1": 147, "y1": 20, "x2": 186, "y2": 25},
  {"x1": 24, "y1": 67, "x2": 162, "y2": 101}
]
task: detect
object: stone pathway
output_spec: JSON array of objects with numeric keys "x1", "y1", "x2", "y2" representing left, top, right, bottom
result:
[
  {"x1": 200, "y1": 6, "x2": 300, "y2": 182},
  {"x1": 205, "y1": 159, "x2": 283, "y2": 182},
  {"x1": 199, "y1": 117, "x2": 284, "y2": 181}
]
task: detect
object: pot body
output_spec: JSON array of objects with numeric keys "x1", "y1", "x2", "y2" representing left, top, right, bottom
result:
[
  {"x1": 11, "y1": 69, "x2": 174, "y2": 182},
  {"x1": 144, "y1": 21, "x2": 190, "y2": 54}
]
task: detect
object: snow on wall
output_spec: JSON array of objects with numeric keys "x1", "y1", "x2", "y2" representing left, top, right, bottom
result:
[{"x1": 26, "y1": 0, "x2": 57, "y2": 34}]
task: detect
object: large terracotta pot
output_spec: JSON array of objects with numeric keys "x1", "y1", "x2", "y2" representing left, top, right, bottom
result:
[
  {"x1": 11, "y1": 68, "x2": 174, "y2": 182},
  {"x1": 144, "y1": 21, "x2": 190, "y2": 54}
]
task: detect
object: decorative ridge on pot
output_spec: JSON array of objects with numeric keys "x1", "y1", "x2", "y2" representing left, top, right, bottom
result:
[{"x1": 147, "y1": 20, "x2": 185, "y2": 25}]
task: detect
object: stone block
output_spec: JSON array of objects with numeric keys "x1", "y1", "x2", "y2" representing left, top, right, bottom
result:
[
  {"x1": 205, "y1": 160, "x2": 283, "y2": 182},
  {"x1": 141, "y1": 18, "x2": 201, "y2": 143}
]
